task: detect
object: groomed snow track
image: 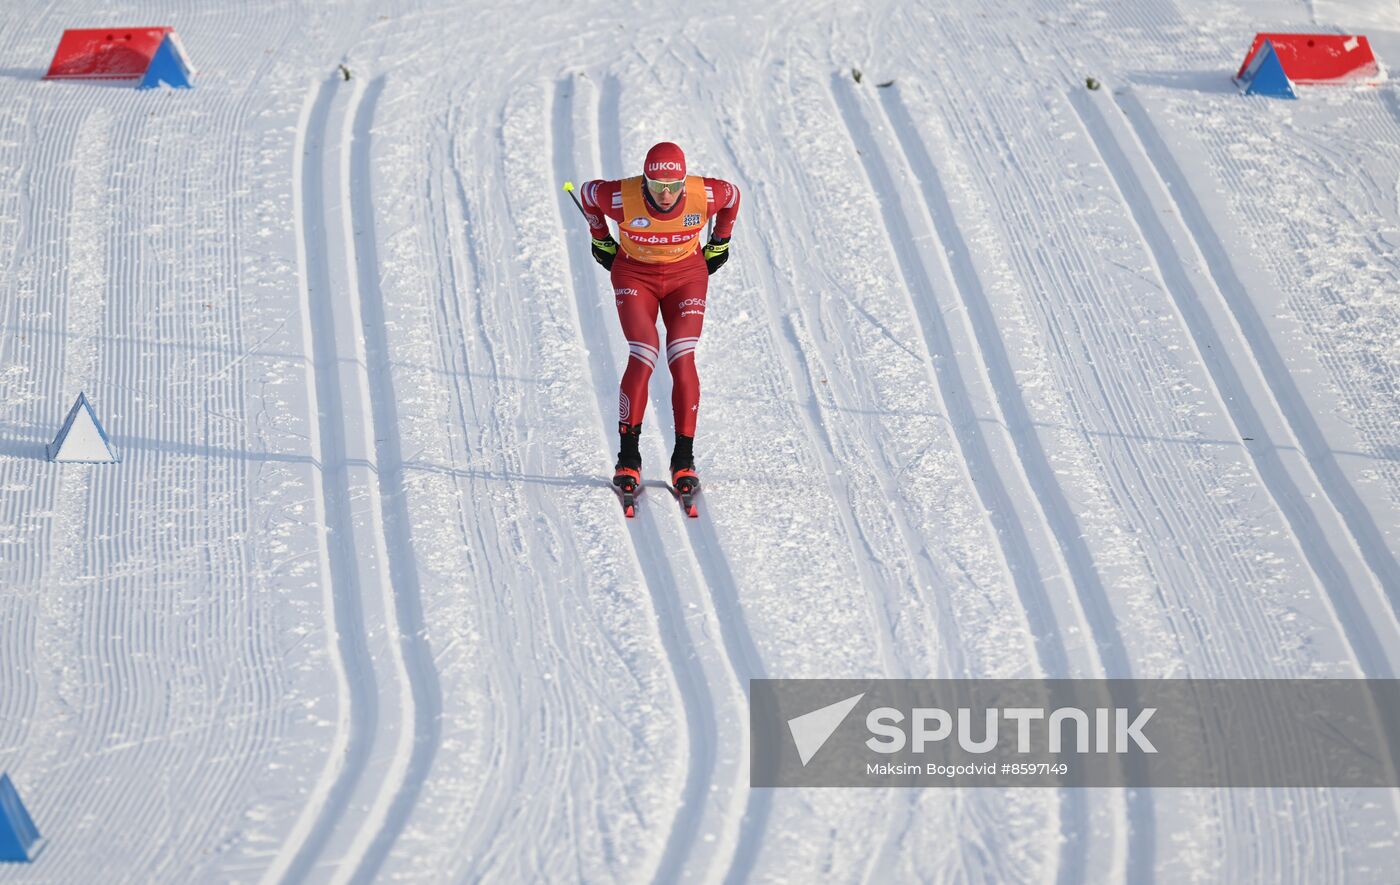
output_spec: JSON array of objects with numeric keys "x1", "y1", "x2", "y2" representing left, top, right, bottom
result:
[{"x1": 2, "y1": 0, "x2": 1400, "y2": 882}]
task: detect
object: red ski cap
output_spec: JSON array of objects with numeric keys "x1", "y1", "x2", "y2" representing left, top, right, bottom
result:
[{"x1": 644, "y1": 142, "x2": 686, "y2": 180}]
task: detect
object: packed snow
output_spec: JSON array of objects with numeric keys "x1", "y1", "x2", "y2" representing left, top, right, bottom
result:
[{"x1": 2, "y1": 0, "x2": 1400, "y2": 881}]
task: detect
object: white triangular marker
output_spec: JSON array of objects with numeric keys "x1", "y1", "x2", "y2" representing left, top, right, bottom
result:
[
  {"x1": 47, "y1": 393, "x2": 118, "y2": 463},
  {"x1": 788, "y1": 692, "x2": 865, "y2": 766}
]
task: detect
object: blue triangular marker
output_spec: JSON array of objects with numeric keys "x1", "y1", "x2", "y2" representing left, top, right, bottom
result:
[
  {"x1": 0, "y1": 774, "x2": 44, "y2": 862},
  {"x1": 47, "y1": 392, "x2": 119, "y2": 463},
  {"x1": 137, "y1": 34, "x2": 194, "y2": 90},
  {"x1": 1238, "y1": 39, "x2": 1296, "y2": 98}
]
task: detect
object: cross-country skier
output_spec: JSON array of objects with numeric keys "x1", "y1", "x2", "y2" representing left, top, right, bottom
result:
[{"x1": 579, "y1": 141, "x2": 741, "y2": 505}]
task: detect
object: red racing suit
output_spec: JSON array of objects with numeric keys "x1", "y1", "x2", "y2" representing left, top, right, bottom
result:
[{"x1": 580, "y1": 175, "x2": 740, "y2": 437}]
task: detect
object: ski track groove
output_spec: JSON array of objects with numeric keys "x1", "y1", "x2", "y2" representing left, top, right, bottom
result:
[
  {"x1": 746, "y1": 46, "x2": 1067, "y2": 881},
  {"x1": 320, "y1": 74, "x2": 419, "y2": 885},
  {"x1": 1081, "y1": 0, "x2": 1400, "y2": 600},
  {"x1": 829, "y1": 74, "x2": 1109, "y2": 885},
  {"x1": 423, "y1": 108, "x2": 527, "y2": 880},
  {"x1": 732, "y1": 67, "x2": 932, "y2": 680},
  {"x1": 684, "y1": 513, "x2": 770, "y2": 885},
  {"x1": 901, "y1": 44, "x2": 1153, "y2": 607},
  {"x1": 553, "y1": 74, "x2": 721, "y2": 885},
  {"x1": 723, "y1": 43, "x2": 1049, "y2": 879},
  {"x1": 1086, "y1": 0, "x2": 1400, "y2": 579},
  {"x1": 1074, "y1": 92, "x2": 1400, "y2": 870},
  {"x1": 1070, "y1": 87, "x2": 1387, "y2": 658},
  {"x1": 913, "y1": 41, "x2": 1302, "y2": 628},
  {"x1": 1036, "y1": 5, "x2": 1389, "y2": 874},
  {"x1": 406, "y1": 76, "x2": 652, "y2": 878},
  {"x1": 601, "y1": 73, "x2": 780, "y2": 885},
  {"x1": 904, "y1": 21, "x2": 1167, "y2": 604},
  {"x1": 1107, "y1": 88, "x2": 1400, "y2": 666},
  {"x1": 622, "y1": 313, "x2": 770, "y2": 884},
  {"x1": 433, "y1": 129, "x2": 500, "y2": 580},
  {"x1": 1066, "y1": 83, "x2": 1387, "y2": 874},
  {"x1": 656, "y1": 29, "x2": 1029, "y2": 866},
  {"x1": 342, "y1": 74, "x2": 443, "y2": 884},
  {"x1": 671, "y1": 200, "x2": 814, "y2": 885},
  {"x1": 492, "y1": 74, "x2": 700, "y2": 873},
  {"x1": 719, "y1": 62, "x2": 1040, "y2": 881},
  {"x1": 596, "y1": 71, "x2": 770, "y2": 885},
  {"x1": 784, "y1": 77, "x2": 1002, "y2": 885},
  {"x1": 267, "y1": 74, "x2": 381, "y2": 885},
  {"x1": 946, "y1": 29, "x2": 1243, "y2": 588},
  {"x1": 834, "y1": 80, "x2": 1066, "y2": 672},
  {"x1": 444, "y1": 80, "x2": 624, "y2": 881},
  {"x1": 928, "y1": 7, "x2": 1382, "y2": 874},
  {"x1": 271, "y1": 69, "x2": 444, "y2": 885},
  {"x1": 652, "y1": 43, "x2": 999, "y2": 878}
]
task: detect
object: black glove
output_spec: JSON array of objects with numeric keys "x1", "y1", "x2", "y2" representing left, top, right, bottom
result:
[
  {"x1": 702, "y1": 236, "x2": 730, "y2": 275},
  {"x1": 591, "y1": 235, "x2": 618, "y2": 270}
]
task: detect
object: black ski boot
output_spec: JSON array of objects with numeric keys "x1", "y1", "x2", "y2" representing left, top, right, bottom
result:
[
  {"x1": 613, "y1": 423, "x2": 642, "y2": 516},
  {"x1": 670, "y1": 435, "x2": 700, "y2": 517},
  {"x1": 669, "y1": 435, "x2": 699, "y2": 493}
]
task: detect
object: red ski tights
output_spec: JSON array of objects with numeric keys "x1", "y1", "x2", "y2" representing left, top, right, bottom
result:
[{"x1": 610, "y1": 253, "x2": 708, "y2": 437}]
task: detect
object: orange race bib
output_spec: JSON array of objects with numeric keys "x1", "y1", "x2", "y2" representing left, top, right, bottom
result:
[{"x1": 617, "y1": 176, "x2": 708, "y2": 264}]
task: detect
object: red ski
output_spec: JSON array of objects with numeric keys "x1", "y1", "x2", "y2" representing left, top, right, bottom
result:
[
  {"x1": 670, "y1": 469, "x2": 700, "y2": 518},
  {"x1": 613, "y1": 468, "x2": 641, "y2": 518}
]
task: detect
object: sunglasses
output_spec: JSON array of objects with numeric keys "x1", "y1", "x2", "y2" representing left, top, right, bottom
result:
[{"x1": 646, "y1": 177, "x2": 684, "y2": 196}]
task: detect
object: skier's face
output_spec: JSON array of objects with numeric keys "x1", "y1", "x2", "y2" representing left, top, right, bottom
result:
[{"x1": 647, "y1": 177, "x2": 683, "y2": 209}]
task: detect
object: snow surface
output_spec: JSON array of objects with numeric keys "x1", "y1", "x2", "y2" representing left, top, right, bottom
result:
[{"x1": 1, "y1": 0, "x2": 1400, "y2": 881}]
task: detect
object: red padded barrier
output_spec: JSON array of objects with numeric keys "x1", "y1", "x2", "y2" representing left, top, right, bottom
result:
[
  {"x1": 44, "y1": 28, "x2": 173, "y2": 80},
  {"x1": 1236, "y1": 33, "x2": 1381, "y2": 84}
]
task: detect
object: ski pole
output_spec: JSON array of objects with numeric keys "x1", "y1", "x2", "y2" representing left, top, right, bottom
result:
[{"x1": 561, "y1": 181, "x2": 587, "y2": 220}]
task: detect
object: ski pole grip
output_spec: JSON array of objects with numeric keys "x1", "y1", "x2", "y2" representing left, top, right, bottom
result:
[{"x1": 562, "y1": 180, "x2": 588, "y2": 219}]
